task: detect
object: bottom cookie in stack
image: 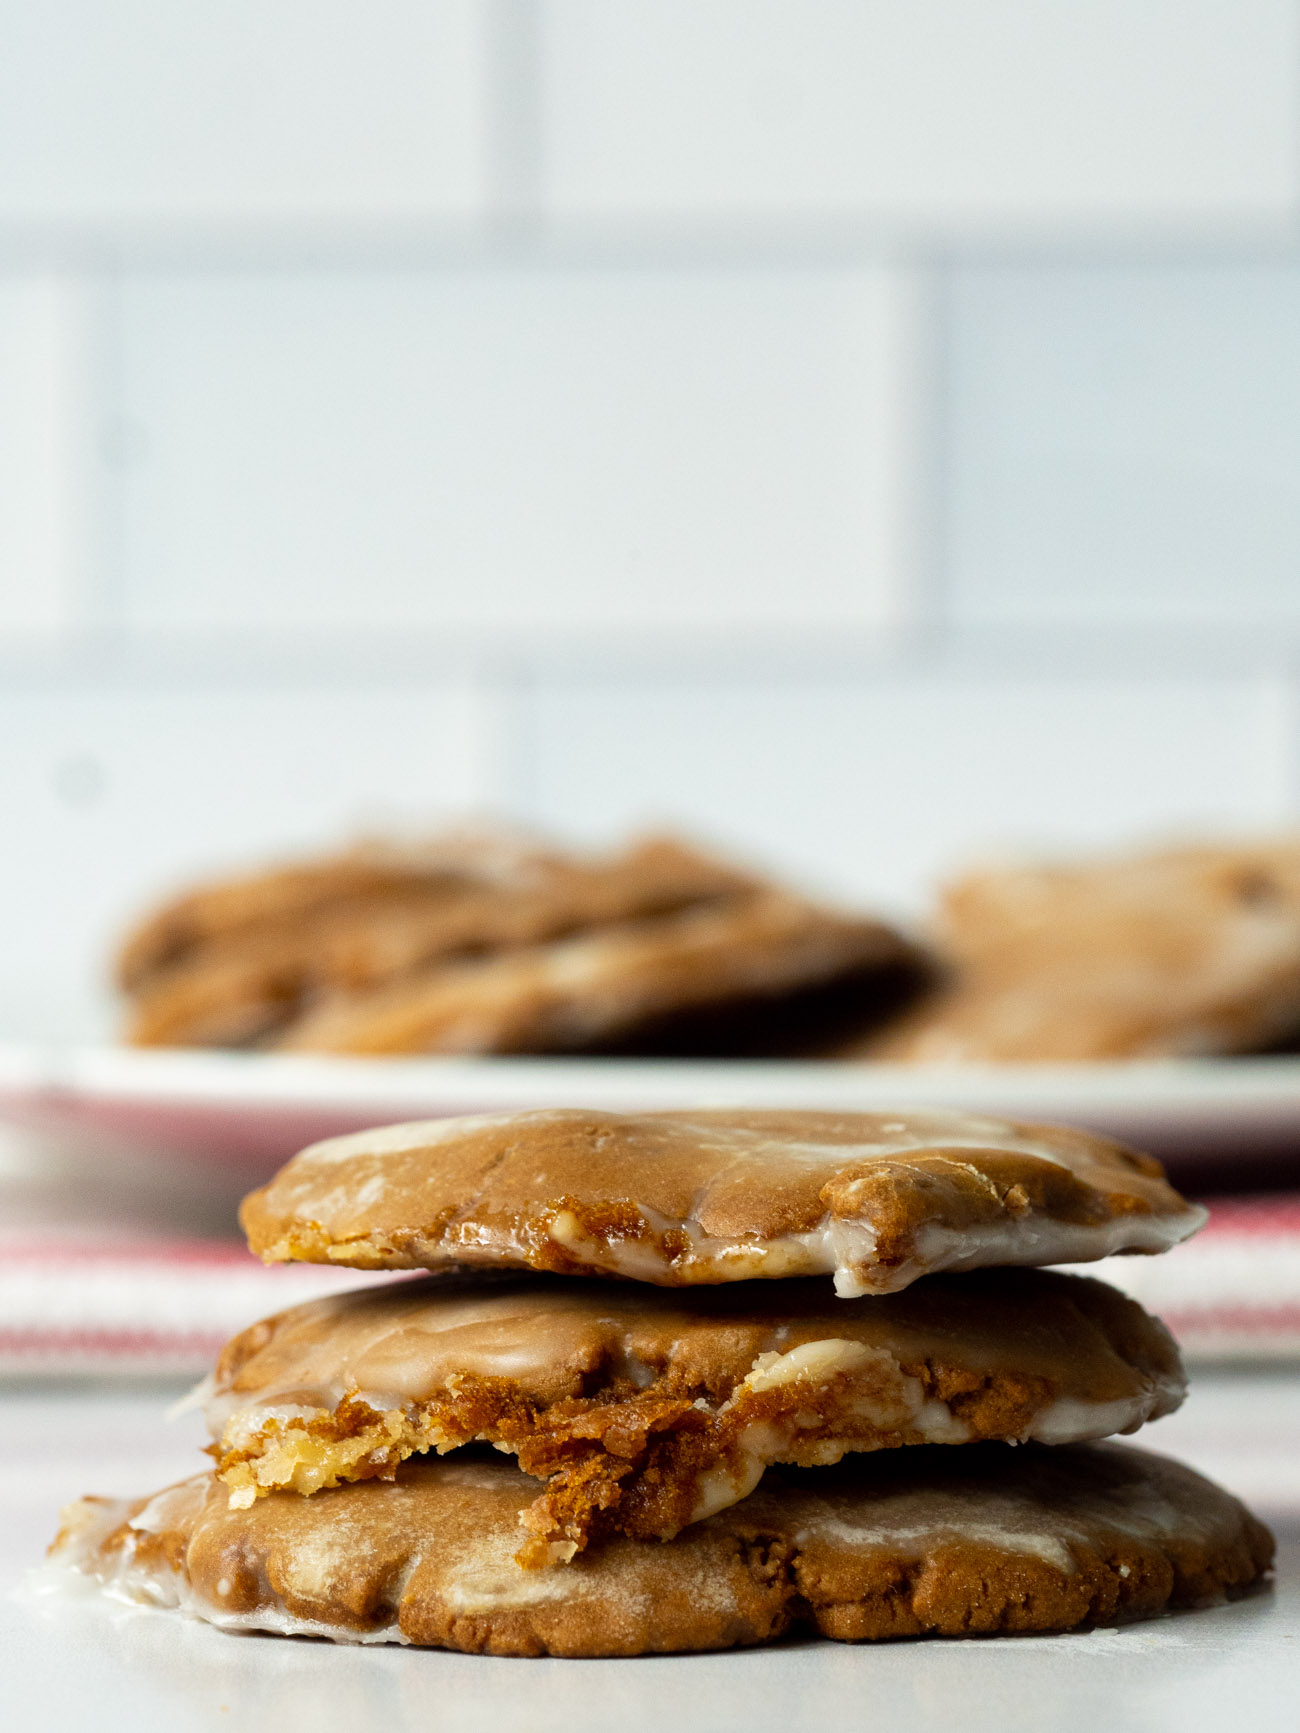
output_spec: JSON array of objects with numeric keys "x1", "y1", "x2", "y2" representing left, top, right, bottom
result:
[{"x1": 50, "y1": 1444, "x2": 1271, "y2": 1657}]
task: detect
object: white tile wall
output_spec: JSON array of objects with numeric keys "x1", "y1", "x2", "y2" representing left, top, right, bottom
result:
[
  {"x1": 116, "y1": 265, "x2": 915, "y2": 636},
  {"x1": 0, "y1": 682, "x2": 496, "y2": 1038},
  {"x1": 0, "y1": 1, "x2": 490, "y2": 225},
  {"x1": 0, "y1": 275, "x2": 99, "y2": 639},
  {"x1": 2, "y1": 11, "x2": 1300, "y2": 1039},
  {"x1": 949, "y1": 264, "x2": 1300, "y2": 626},
  {"x1": 541, "y1": 1, "x2": 1300, "y2": 228},
  {"x1": 526, "y1": 673, "x2": 1294, "y2": 914}
]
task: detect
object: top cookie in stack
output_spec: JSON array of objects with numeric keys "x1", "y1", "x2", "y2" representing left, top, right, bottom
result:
[
  {"x1": 239, "y1": 1107, "x2": 1203, "y2": 1294},
  {"x1": 51, "y1": 1109, "x2": 1272, "y2": 1654}
]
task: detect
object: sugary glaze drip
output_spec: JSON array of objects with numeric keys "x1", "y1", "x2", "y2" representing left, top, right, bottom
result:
[
  {"x1": 202, "y1": 1268, "x2": 1185, "y2": 1562},
  {"x1": 240, "y1": 1107, "x2": 1206, "y2": 1296}
]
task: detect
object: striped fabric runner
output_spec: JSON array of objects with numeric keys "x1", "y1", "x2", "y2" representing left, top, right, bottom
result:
[
  {"x1": 1075, "y1": 1192, "x2": 1300, "y2": 1362},
  {"x1": 0, "y1": 1237, "x2": 382, "y2": 1376}
]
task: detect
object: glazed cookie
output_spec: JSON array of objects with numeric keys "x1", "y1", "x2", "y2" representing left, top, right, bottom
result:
[
  {"x1": 240, "y1": 1108, "x2": 1205, "y2": 1296},
  {"x1": 203, "y1": 1268, "x2": 1185, "y2": 1564},
  {"x1": 849, "y1": 838, "x2": 1300, "y2": 1061},
  {"x1": 122, "y1": 833, "x2": 756, "y2": 1050},
  {"x1": 274, "y1": 889, "x2": 913, "y2": 1057},
  {"x1": 116, "y1": 824, "x2": 564, "y2": 993},
  {"x1": 48, "y1": 1444, "x2": 1272, "y2": 1655}
]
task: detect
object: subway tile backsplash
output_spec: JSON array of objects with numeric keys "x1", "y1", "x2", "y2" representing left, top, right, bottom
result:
[
  {"x1": 0, "y1": 1, "x2": 490, "y2": 226},
  {"x1": 4, "y1": 2, "x2": 1300, "y2": 1031},
  {"x1": 116, "y1": 264, "x2": 914, "y2": 637},
  {"x1": 948, "y1": 263, "x2": 1300, "y2": 626},
  {"x1": 0, "y1": 274, "x2": 100, "y2": 638},
  {"x1": 541, "y1": 0, "x2": 1300, "y2": 228}
]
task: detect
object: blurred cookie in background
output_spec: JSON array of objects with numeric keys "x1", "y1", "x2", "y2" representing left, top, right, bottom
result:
[
  {"x1": 837, "y1": 838, "x2": 1300, "y2": 1062},
  {"x1": 117, "y1": 826, "x2": 926, "y2": 1057}
]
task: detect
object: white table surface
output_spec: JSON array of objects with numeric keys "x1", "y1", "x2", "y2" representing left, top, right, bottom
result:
[{"x1": 3, "y1": 1373, "x2": 1298, "y2": 1733}]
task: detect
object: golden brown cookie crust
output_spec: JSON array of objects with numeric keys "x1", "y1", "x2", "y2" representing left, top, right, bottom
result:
[
  {"x1": 240, "y1": 1107, "x2": 1205, "y2": 1296},
  {"x1": 847, "y1": 838, "x2": 1300, "y2": 1061},
  {"x1": 50, "y1": 1444, "x2": 1273, "y2": 1655},
  {"x1": 204, "y1": 1268, "x2": 1185, "y2": 1563}
]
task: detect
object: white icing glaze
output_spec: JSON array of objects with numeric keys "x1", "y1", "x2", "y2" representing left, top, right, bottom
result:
[
  {"x1": 299, "y1": 1113, "x2": 527, "y2": 1167},
  {"x1": 800, "y1": 1512, "x2": 1078, "y2": 1575},
  {"x1": 738, "y1": 1338, "x2": 880, "y2": 1395},
  {"x1": 1029, "y1": 1391, "x2": 1176, "y2": 1447},
  {"x1": 848, "y1": 1208, "x2": 1207, "y2": 1299},
  {"x1": 443, "y1": 1529, "x2": 595, "y2": 1613},
  {"x1": 686, "y1": 1459, "x2": 769, "y2": 1525},
  {"x1": 128, "y1": 1477, "x2": 210, "y2": 1537},
  {"x1": 37, "y1": 1486, "x2": 416, "y2": 1645},
  {"x1": 165, "y1": 1374, "x2": 213, "y2": 1422},
  {"x1": 543, "y1": 1200, "x2": 1204, "y2": 1297}
]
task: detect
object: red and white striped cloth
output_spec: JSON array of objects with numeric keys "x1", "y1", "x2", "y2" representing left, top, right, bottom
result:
[
  {"x1": 1, "y1": 1196, "x2": 1298, "y2": 1376},
  {"x1": 0, "y1": 1235, "x2": 384, "y2": 1376},
  {"x1": 1070, "y1": 1192, "x2": 1300, "y2": 1362}
]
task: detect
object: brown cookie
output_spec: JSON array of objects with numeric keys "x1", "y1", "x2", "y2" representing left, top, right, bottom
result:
[
  {"x1": 116, "y1": 824, "x2": 564, "y2": 993},
  {"x1": 122, "y1": 832, "x2": 756, "y2": 1049},
  {"x1": 205, "y1": 1268, "x2": 1184, "y2": 1564},
  {"x1": 119, "y1": 829, "x2": 918, "y2": 1054},
  {"x1": 274, "y1": 888, "x2": 913, "y2": 1057},
  {"x1": 240, "y1": 1107, "x2": 1205, "y2": 1296},
  {"x1": 848, "y1": 839, "x2": 1300, "y2": 1061},
  {"x1": 49, "y1": 1443, "x2": 1272, "y2": 1654}
]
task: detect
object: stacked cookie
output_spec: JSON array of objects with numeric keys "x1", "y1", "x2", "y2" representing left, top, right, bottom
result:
[{"x1": 50, "y1": 1109, "x2": 1273, "y2": 1655}]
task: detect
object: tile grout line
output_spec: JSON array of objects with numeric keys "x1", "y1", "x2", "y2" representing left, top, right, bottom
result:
[
  {"x1": 9, "y1": 624, "x2": 1300, "y2": 691},
  {"x1": 485, "y1": 654, "x2": 541, "y2": 821},
  {"x1": 894, "y1": 255, "x2": 955, "y2": 665},
  {"x1": 5, "y1": 221, "x2": 1300, "y2": 275},
  {"x1": 80, "y1": 265, "x2": 130, "y2": 660},
  {"x1": 484, "y1": 0, "x2": 545, "y2": 246}
]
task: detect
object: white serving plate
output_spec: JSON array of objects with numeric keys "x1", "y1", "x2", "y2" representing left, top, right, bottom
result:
[{"x1": 2, "y1": 1044, "x2": 1299, "y2": 1185}]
